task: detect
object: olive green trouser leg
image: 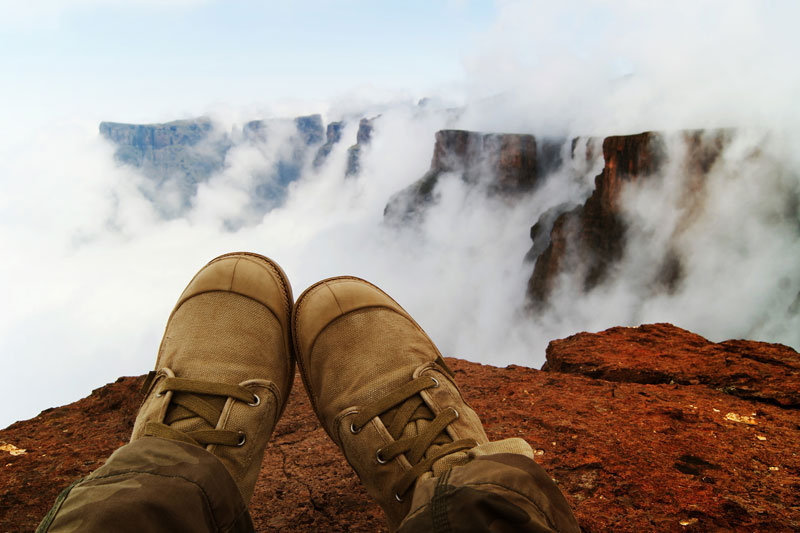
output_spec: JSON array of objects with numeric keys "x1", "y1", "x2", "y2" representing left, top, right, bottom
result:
[
  {"x1": 36, "y1": 437, "x2": 254, "y2": 533},
  {"x1": 397, "y1": 453, "x2": 581, "y2": 533}
]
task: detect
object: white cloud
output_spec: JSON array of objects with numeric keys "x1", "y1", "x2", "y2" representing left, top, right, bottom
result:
[
  {"x1": 2, "y1": 0, "x2": 799, "y2": 430},
  {"x1": 462, "y1": 0, "x2": 800, "y2": 135}
]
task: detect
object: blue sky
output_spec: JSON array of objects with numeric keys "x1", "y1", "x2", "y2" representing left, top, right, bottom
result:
[
  {"x1": 1, "y1": 0, "x2": 496, "y2": 127},
  {"x1": 4, "y1": 0, "x2": 798, "y2": 134}
]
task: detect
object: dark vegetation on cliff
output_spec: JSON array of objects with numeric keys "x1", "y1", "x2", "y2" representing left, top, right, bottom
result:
[{"x1": 2, "y1": 324, "x2": 798, "y2": 531}]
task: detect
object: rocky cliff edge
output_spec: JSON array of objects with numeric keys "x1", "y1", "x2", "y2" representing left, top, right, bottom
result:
[{"x1": 1, "y1": 323, "x2": 798, "y2": 531}]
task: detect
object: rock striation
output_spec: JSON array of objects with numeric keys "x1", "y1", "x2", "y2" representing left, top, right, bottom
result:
[{"x1": 2, "y1": 324, "x2": 798, "y2": 532}]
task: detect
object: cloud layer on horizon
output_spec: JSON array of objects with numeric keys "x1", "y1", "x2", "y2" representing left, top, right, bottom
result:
[{"x1": 1, "y1": 0, "x2": 799, "y2": 429}]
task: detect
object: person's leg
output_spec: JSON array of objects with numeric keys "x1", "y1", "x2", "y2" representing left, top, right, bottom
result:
[
  {"x1": 292, "y1": 277, "x2": 580, "y2": 532},
  {"x1": 37, "y1": 437, "x2": 255, "y2": 533},
  {"x1": 38, "y1": 252, "x2": 295, "y2": 533},
  {"x1": 397, "y1": 452, "x2": 579, "y2": 532}
]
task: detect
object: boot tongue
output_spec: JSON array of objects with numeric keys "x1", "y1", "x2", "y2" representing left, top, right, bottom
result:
[{"x1": 166, "y1": 393, "x2": 228, "y2": 436}]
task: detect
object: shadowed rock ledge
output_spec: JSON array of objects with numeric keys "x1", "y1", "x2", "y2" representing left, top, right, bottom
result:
[{"x1": 1, "y1": 323, "x2": 798, "y2": 531}]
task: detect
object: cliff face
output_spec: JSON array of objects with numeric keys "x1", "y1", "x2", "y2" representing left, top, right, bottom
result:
[
  {"x1": 99, "y1": 119, "x2": 214, "y2": 153},
  {"x1": 313, "y1": 121, "x2": 344, "y2": 168},
  {"x1": 2, "y1": 324, "x2": 797, "y2": 532},
  {"x1": 377, "y1": 126, "x2": 740, "y2": 310},
  {"x1": 384, "y1": 129, "x2": 540, "y2": 222},
  {"x1": 244, "y1": 115, "x2": 325, "y2": 200},
  {"x1": 101, "y1": 113, "x2": 388, "y2": 216},
  {"x1": 99, "y1": 118, "x2": 226, "y2": 196},
  {"x1": 345, "y1": 117, "x2": 376, "y2": 177},
  {"x1": 526, "y1": 130, "x2": 732, "y2": 307},
  {"x1": 100, "y1": 114, "x2": 328, "y2": 214}
]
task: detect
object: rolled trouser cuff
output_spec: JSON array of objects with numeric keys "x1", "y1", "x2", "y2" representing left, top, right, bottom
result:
[
  {"x1": 399, "y1": 452, "x2": 580, "y2": 533},
  {"x1": 37, "y1": 437, "x2": 254, "y2": 533}
]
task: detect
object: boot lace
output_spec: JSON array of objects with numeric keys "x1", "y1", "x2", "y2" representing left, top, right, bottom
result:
[
  {"x1": 349, "y1": 375, "x2": 477, "y2": 501},
  {"x1": 142, "y1": 373, "x2": 258, "y2": 447}
]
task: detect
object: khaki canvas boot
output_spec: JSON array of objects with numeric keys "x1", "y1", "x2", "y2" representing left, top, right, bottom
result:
[
  {"x1": 130, "y1": 252, "x2": 294, "y2": 503},
  {"x1": 292, "y1": 277, "x2": 535, "y2": 530}
]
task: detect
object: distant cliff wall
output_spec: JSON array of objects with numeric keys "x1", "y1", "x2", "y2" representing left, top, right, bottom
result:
[
  {"x1": 384, "y1": 129, "x2": 542, "y2": 222},
  {"x1": 99, "y1": 118, "x2": 227, "y2": 190},
  {"x1": 100, "y1": 115, "x2": 333, "y2": 214},
  {"x1": 526, "y1": 130, "x2": 732, "y2": 308}
]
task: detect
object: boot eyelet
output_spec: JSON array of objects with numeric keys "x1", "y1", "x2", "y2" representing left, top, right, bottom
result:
[
  {"x1": 376, "y1": 450, "x2": 388, "y2": 464},
  {"x1": 430, "y1": 376, "x2": 439, "y2": 387},
  {"x1": 395, "y1": 493, "x2": 404, "y2": 502},
  {"x1": 237, "y1": 432, "x2": 247, "y2": 446},
  {"x1": 450, "y1": 407, "x2": 459, "y2": 419},
  {"x1": 155, "y1": 390, "x2": 164, "y2": 398},
  {"x1": 248, "y1": 394, "x2": 260, "y2": 407},
  {"x1": 345, "y1": 410, "x2": 361, "y2": 434}
]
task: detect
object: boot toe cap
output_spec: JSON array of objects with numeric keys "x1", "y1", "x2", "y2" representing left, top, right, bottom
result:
[
  {"x1": 292, "y1": 276, "x2": 409, "y2": 359},
  {"x1": 176, "y1": 253, "x2": 292, "y2": 331}
]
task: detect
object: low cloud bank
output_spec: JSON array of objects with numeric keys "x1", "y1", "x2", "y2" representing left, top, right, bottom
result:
[
  {"x1": 2, "y1": 106, "x2": 798, "y2": 429},
  {"x1": 3, "y1": 0, "x2": 799, "y2": 428}
]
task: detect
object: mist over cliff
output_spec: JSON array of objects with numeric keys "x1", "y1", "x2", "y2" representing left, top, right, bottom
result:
[
  {"x1": 1, "y1": 1, "x2": 798, "y2": 431},
  {"x1": 90, "y1": 111, "x2": 800, "y2": 367},
  {"x1": 5, "y1": 103, "x2": 798, "y2": 431}
]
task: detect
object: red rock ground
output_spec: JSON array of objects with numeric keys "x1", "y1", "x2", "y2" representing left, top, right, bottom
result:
[{"x1": 1, "y1": 323, "x2": 798, "y2": 532}]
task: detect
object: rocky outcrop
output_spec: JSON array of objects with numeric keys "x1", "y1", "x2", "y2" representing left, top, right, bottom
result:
[
  {"x1": 385, "y1": 129, "x2": 540, "y2": 223},
  {"x1": 100, "y1": 114, "x2": 327, "y2": 215},
  {"x1": 100, "y1": 118, "x2": 214, "y2": 152},
  {"x1": 544, "y1": 322, "x2": 800, "y2": 407},
  {"x1": 345, "y1": 117, "x2": 376, "y2": 177},
  {"x1": 526, "y1": 130, "x2": 732, "y2": 307},
  {"x1": 101, "y1": 113, "x2": 393, "y2": 216},
  {"x1": 100, "y1": 118, "x2": 227, "y2": 188},
  {"x1": 244, "y1": 115, "x2": 324, "y2": 146},
  {"x1": 253, "y1": 115, "x2": 324, "y2": 196},
  {"x1": 313, "y1": 121, "x2": 344, "y2": 168},
  {"x1": 3, "y1": 324, "x2": 798, "y2": 531}
]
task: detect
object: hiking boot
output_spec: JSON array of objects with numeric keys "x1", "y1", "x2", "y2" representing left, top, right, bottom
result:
[
  {"x1": 130, "y1": 252, "x2": 294, "y2": 503},
  {"x1": 292, "y1": 277, "x2": 535, "y2": 529}
]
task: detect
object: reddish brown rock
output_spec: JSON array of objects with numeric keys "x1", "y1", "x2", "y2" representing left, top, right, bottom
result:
[
  {"x1": 2, "y1": 324, "x2": 798, "y2": 531},
  {"x1": 527, "y1": 130, "x2": 732, "y2": 306},
  {"x1": 544, "y1": 323, "x2": 800, "y2": 407},
  {"x1": 527, "y1": 132, "x2": 664, "y2": 303},
  {"x1": 428, "y1": 129, "x2": 538, "y2": 188}
]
